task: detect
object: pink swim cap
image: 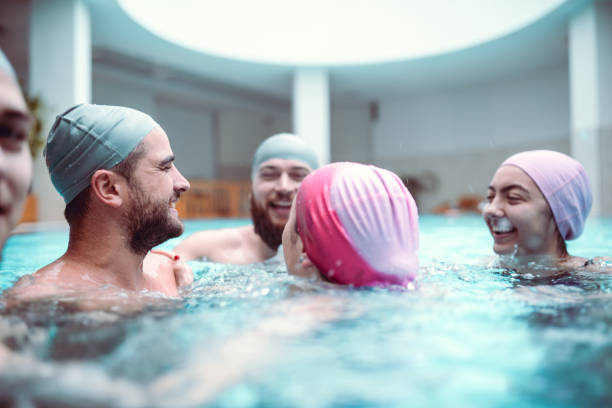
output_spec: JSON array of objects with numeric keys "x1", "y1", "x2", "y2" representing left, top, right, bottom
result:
[
  {"x1": 502, "y1": 150, "x2": 592, "y2": 240},
  {"x1": 295, "y1": 162, "x2": 419, "y2": 287}
]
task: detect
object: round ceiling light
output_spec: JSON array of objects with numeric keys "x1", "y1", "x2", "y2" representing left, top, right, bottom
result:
[{"x1": 119, "y1": 0, "x2": 567, "y2": 66}]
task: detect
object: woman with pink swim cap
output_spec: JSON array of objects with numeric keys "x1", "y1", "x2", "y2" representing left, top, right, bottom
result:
[
  {"x1": 282, "y1": 162, "x2": 419, "y2": 287},
  {"x1": 484, "y1": 150, "x2": 609, "y2": 271}
]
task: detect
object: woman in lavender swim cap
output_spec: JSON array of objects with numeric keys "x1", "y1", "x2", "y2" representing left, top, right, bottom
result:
[
  {"x1": 282, "y1": 162, "x2": 419, "y2": 287},
  {"x1": 484, "y1": 150, "x2": 609, "y2": 271}
]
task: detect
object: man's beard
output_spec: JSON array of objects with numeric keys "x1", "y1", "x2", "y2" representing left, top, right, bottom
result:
[
  {"x1": 123, "y1": 181, "x2": 184, "y2": 256},
  {"x1": 250, "y1": 194, "x2": 285, "y2": 251}
]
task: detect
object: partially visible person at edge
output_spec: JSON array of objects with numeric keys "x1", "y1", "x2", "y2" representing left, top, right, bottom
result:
[
  {"x1": 484, "y1": 150, "x2": 611, "y2": 273},
  {"x1": 4, "y1": 103, "x2": 192, "y2": 304},
  {"x1": 174, "y1": 133, "x2": 318, "y2": 264},
  {"x1": 0, "y1": 48, "x2": 32, "y2": 260},
  {"x1": 282, "y1": 162, "x2": 420, "y2": 288}
]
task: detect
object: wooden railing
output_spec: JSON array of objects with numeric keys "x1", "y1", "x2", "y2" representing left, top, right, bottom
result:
[
  {"x1": 17, "y1": 180, "x2": 252, "y2": 223},
  {"x1": 19, "y1": 194, "x2": 38, "y2": 223},
  {"x1": 175, "y1": 180, "x2": 252, "y2": 219}
]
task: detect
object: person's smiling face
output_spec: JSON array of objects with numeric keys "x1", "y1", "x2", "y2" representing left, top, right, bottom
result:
[
  {"x1": 483, "y1": 165, "x2": 561, "y2": 257},
  {"x1": 0, "y1": 72, "x2": 33, "y2": 254},
  {"x1": 252, "y1": 158, "x2": 311, "y2": 227},
  {"x1": 122, "y1": 127, "x2": 190, "y2": 254}
]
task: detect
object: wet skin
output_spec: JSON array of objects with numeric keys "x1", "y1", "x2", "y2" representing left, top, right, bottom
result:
[
  {"x1": 483, "y1": 165, "x2": 560, "y2": 257},
  {"x1": 252, "y1": 158, "x2": 311, "y2": 228},
  {"x1": 282, "y1": 199, "x2": 322, "y2": 280},
  {"x1": 127, "y1": 126, "x2": 190, "y2": 235},
  {"x1": 0, "y1": 72, "x2": 33, "y2": 254}
]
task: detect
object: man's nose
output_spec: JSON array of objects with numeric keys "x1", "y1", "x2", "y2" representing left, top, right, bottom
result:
[
  {"x1": 275, "y1": 173, "x2": 293, "y2": 193},
  {"x1": 173, "y1": 167, "x2": 190, "y2": 193}
]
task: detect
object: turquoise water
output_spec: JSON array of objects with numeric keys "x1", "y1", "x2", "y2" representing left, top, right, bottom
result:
[{"x1": 0, "y1": 215, "x2": 611, "y2": 407}]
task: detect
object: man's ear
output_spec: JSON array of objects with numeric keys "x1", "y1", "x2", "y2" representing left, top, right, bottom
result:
[{"x1": 90, "y1": 170, "x2": 126, "y2": 208}]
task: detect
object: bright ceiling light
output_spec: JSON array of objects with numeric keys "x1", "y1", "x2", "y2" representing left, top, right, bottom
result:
[{"x1": 119, "y1": 0, "x2": 567, "y2": 66}]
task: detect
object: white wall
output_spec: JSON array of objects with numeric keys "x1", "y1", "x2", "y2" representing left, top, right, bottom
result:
[
  {"x1": 331, "y1": 65, "x2": 572, "y2": 212},
  {"x1": 92, "y1": 61, "x2": 573, "y2": 213},
  {"x1": 155, "y1": 96, "x2": 215, "y2": 179},
  {"x1": 29, "y1": 0, "x2": 91, "y2": 222},
  {"x1": 217, "y1": 109, "x2": 291, "y2": 179},
  {"x1": 92, "y1": 65, "x2": 291, "y2": 182},
  {"x1": 374, "y1": 66, "x2": 570, "y2": 158},
  {"x1": 330, "y1": 105, "x2": 371, "y2": 163},
  {"x1": 92, "y1": 73, "x2": 155, "y2": 117},
  {"x1": 596, "y1": 1, "x2": 612, "y2": 128}
]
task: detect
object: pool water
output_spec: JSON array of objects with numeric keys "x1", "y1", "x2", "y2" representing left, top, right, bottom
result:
[{"x1": 1, "y1": 215, "x2": 612, "y2": 407}]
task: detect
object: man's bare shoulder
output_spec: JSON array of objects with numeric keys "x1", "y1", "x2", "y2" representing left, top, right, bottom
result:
[
  {"x1": 3, "y1": 261, "x2": 73, "y2": 303},
  {"x1": 174, "y1": 225, "x2": 256, "y2": 261}
]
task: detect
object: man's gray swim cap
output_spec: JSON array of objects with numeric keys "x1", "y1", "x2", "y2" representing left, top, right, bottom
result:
[
  {"x1": 251, "y1": 133, "x2": 319, "y2": 179},
  {"x1": 0, "y1": 48, "x2": 17, "y2": 82},
  {"x1": 45, "y1": 104, "x2": 158, "y2": 204}
]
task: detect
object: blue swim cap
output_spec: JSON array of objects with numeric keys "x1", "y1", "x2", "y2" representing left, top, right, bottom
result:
[
  {"x1": 45, "y1": 104, "x2": 158, "y2": 204},
  {"x1": 0, "y1": 48, "x2": 17, "y2": 82},
  {"x1": 251, "y1": 133, "x2": 319, "y2": 179}
]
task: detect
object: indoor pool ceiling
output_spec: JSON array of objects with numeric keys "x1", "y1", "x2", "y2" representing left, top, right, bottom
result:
[
  {"x1": 118, "y1": 0, "x2": 566, "y2": 66},
  {"x1": 85, "y1": 0, "x2": 589, "y2": 102}
]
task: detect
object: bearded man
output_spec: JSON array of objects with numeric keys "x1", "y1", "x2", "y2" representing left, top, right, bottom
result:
[
  {"x1": 5, "y1": 104, "x2": 192, "y2": 303},
  {"x1": 174, "y1": 133, "x2": 318, "y2": 264}
]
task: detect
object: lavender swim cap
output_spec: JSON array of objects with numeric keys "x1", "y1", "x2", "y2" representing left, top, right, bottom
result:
[
  {"x1": 502, "y1": 150, "x2": 592, "y2": 240},
  {"x1": 295, "y1": 162, "x2": 419, "y2": 287}
]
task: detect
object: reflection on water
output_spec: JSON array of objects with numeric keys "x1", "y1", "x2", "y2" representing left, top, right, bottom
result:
[{"x1": 0, "y1": 215, "x2": 611, "y2": 407}]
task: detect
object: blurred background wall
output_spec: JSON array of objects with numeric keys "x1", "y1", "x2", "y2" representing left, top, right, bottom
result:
[{"x1": 1, "y1": 0, "x2": 610, "y2": 220}]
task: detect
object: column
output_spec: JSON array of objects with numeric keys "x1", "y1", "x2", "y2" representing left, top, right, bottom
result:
[
  {"x1": 292, "y1": 68, "x2": 330, "y2": 165},
  {"x1": 29, "y1": 0, "x2": 91, "y2": 221},
  {"x1": 569, "y1": 0, "x2": 612, "y2": 215}
]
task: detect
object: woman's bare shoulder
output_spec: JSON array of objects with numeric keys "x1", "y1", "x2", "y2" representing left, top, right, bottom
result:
[{"x1": 583, "y1": 256, "x2": 612, "y2": 272}]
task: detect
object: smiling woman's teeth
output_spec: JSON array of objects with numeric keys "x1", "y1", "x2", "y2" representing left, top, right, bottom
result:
[{"x1": 493, "y1": 217, "x2": 514, "y2": 233}]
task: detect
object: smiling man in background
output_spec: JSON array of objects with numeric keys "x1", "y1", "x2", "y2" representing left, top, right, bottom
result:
[{"x1": 175, "y1": 133, "x2": 319, "y2": 264}]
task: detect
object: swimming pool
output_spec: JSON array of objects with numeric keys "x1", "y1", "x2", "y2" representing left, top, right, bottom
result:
[{"x1": 1, "y1": 215, "x2": 611, "y2": 407}]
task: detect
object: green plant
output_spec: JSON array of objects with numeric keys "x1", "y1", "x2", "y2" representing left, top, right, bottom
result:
[{"x1": 25, "y1": 94, "x2": 44, "y2": 158}]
